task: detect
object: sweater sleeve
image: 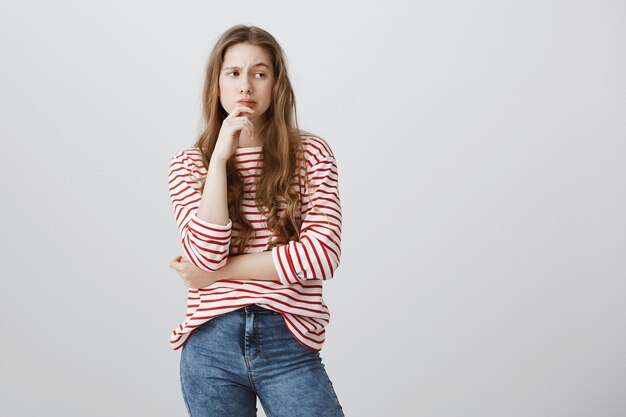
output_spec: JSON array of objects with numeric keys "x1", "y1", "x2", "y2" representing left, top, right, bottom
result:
[
  {"x1": 168, "y1": 153, "x2": 232, "y2": 271},
  {"x1": 271, "y1": 154, "x2": 342, "y2": 285}
]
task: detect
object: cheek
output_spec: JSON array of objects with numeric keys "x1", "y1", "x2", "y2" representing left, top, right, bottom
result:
[
  {"x1": 218, "y1": 78, "x2": 231, "y2": 95},
  {"x1": 263, "y1": 84, "x2": 274, "y2": 101}
]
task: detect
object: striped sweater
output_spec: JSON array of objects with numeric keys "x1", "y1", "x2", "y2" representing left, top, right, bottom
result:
[{"x1": 168, "y1": 132, "x2": 342, "y2": 351}]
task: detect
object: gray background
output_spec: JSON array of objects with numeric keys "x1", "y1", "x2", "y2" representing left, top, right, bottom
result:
[{"x1": 1, "y1": 0, "x2": 624, "y2": 416}]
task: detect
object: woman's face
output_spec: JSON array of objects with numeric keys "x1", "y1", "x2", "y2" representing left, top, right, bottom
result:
[{"x1": 219, "y1": 43, "x2": 274, "y2": 121}]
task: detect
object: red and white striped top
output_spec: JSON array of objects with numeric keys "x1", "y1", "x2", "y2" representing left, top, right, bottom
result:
[{"x1": 168, "y1": 132, "x2": 342, "y2": 351}]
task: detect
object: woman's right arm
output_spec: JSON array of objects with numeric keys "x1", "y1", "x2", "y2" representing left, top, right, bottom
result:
[
  {"x1": 168, "y1": 105, "x2": 256, "y2": 271},
  {"x1": 168, "y1": 153, "x2": 232, "y2": 271},
  {"x1": 197, "y1": 156, "x2": 229, "y2": 225}
]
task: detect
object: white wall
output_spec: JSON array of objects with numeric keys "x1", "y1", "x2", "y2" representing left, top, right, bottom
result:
[{"x1": 1, "y1": 0, "x2": 624, "y2": 416}]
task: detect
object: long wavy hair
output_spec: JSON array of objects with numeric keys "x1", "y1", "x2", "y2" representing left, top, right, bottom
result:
[{"x1": 194, "y1": 25, "x2": 311, "y2": 254}]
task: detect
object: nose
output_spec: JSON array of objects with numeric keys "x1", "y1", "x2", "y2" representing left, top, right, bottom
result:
[{"x1": 240, "y1": 80, "x2": 251, "y2": 95}]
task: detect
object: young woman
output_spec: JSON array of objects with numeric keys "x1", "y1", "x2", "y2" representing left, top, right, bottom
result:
[{"x1": 167, "y1": 25, "x2": 345, "y2": 416}]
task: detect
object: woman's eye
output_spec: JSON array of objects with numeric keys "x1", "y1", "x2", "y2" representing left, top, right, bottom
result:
[{"x1": 226, "y1": 71, "x2": 266, "y2": 78}]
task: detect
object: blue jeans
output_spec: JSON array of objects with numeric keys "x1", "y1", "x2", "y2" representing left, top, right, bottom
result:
[{"x1": 179, "y1": 303, "x2": 345, "y2": 417}]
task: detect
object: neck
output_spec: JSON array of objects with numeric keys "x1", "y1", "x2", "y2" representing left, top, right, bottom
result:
[{"x1": 238, "y1": 130, "x2": 263, "y2": 147}]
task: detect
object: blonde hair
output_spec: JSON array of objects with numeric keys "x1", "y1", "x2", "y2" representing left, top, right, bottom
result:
[{"x1": 194, "y1": 24, "x2": 312, "y2": 253}]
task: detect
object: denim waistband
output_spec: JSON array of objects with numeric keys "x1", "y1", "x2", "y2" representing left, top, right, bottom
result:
[{"x1": 243, "y1": 303, "x2": 277, "y2": 314}]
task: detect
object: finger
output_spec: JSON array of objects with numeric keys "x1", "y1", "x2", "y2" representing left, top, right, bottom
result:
[
  {"x1": 226, "y1": 118, "x2": 250, "y2": 130},
  {"x1": 231, "y1": 115, "x2": 255, "y2": 124},
  {"x1": 237, "y1": 119, "x2": 254, "y2": 139},
  {"x1": 170, "y1": 255, "x2": 181, "y2": 265},
  {"x1": 228, "y1": 105, "x2": 256, "y2": 118},
  {"x1": 229, "y1": 118, "x2": 255, "y2": 139}
]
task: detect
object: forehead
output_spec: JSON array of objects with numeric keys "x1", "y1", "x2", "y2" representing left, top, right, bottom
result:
[{"x1": 222, "y1": 43, "x2": 273, "y2": 69}]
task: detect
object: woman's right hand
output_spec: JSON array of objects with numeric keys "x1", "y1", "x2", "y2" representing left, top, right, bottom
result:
[{"x1": 212, "y1": 105, "x2": 256, "y2": 162}]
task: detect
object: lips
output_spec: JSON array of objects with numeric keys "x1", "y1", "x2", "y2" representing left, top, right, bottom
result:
[{"x1": 238, "y1": 100, "x2": 257, "y2": 107}]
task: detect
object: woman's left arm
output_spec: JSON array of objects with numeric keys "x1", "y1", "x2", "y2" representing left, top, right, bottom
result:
[{"x1": 170, "y1": 251, "x2": 280, "y2": 289}]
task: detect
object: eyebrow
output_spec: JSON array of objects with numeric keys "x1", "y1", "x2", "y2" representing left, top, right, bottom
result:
[{"x1": 223, "y1": 63, "x2": 271, "y2": 71}]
